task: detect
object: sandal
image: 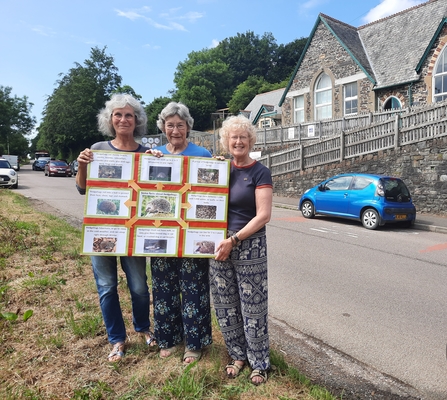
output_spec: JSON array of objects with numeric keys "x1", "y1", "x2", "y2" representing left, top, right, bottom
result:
[
  {"x1": 249, "y1": 369, "x2": 268, "y2": 386},
  {"x1": 183, "y1": 349, "x2": 202, "y2": 365},
  {"x1": 143, "y1": 331, "x2": 158, "y2": 349},
  {"x1": 159, "y1": 346, "x2": 178, "y2": 359},
  {"x1": 107, "y1": 342, "x2": 125, "y2": 362},
  {"x1": 225, "y1": 360, "x2": 245, "y2": 378}
]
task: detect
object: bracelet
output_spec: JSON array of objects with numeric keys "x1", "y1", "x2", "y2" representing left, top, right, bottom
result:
[
  {"x1": 232, "y1": 233, "x2": 240, "y2": 244},
  {"x1": 230, "y1": 236, "x2": 236, "y2": 246}
]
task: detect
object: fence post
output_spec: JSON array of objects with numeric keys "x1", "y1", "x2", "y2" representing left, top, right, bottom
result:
[
  {"x1": 394, "y1": 114, "x2": 400, "y2": 149},
  {"x1": 299, "y1": 144, "x2": 303, "y2": 171},
  {"x1": 263, "y1": 125, "x2": 267, "y2": 150},
  {"x1": 267, "y1": 154, "x2": 271, "y2": 170},
  {"x1": 340, "y1": 130, "x2": 345, "y2": 162}
]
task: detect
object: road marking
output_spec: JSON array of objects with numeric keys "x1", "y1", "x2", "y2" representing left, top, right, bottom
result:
[{"x1": 419, "y1": 243, "x2": 447, "y2": 253}]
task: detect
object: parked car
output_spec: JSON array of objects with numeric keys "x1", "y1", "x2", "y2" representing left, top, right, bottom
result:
[
  {"x1": 298, "y1": 173, "x2": 416, "y2": 230},
  {"x1": 0, "y1": 158, "x2": 18, "y2": 188},
  {"x1": 32, "y1": 158, "x2": 49, "y2": 171},
  {"x1": 69, "y1": 160, "x2": 78, "y2": 176},
  {"x1": 44, "y1": 160, "x2": 72, "y2": 177}
]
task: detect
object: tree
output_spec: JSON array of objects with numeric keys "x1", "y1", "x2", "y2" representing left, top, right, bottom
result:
[
  {"x1": 145, "y1": 96, "x2": 172, "y2": 135},
  {"x1": 267, "y1": 37, "x2": 308, "y2": 83},
  {"x1": 214, "y1": 31, "x2": 278, "y2": 88},
  {"x1": 0, "y1": 86, "x2": 35, "y2": 159},
  {"x1": 37, "y1": 47, "x2": 124, "y2": 160},
  {"x1": 174, "y1": 49, "x2": 233, "y2": 129}
]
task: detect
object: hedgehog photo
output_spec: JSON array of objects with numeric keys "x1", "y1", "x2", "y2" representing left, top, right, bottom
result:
[
  {"x1": 194, "y1": 241, "x2": 215, "y2": 254},
  {"x1": 143, "y1": 197, "x2": 172, "y2": 217},
  {"x1": 97, "y1": 200, "x2": 118, "y2": 215}
]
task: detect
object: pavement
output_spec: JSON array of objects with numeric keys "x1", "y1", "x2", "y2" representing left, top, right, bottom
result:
[{"x1": 272, "y1": 194, "x2": 447, "y2": 235}]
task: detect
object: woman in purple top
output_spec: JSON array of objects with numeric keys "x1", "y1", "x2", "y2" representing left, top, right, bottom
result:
[
  {"x1": 209, "y1": 115, "x2": 273, "y2": 385},
  {"x1": 76, "y1": 94, "x2": 156, "y2": 362}
]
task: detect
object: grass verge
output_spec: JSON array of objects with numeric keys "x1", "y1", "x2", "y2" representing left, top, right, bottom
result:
[{"x1": 0, "y1": 189, "x2": 338, "y2": 400}]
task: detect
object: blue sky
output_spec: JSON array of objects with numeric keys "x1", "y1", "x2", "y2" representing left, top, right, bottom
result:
[{"x1": 1, "y1": 0, "x2": 426, "y2": 127}]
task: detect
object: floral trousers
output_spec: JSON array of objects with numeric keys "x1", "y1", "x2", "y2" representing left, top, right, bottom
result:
[
  {"x1": 150, "y1": 257, "x2": 212, "y2": 351},
  {"x1": 209, "y1": 230, "x2": 270, "y2": 371}
]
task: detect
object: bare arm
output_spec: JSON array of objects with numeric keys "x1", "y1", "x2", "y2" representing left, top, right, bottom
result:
[
  {"x1": 75, "y1": 148, "x2": 93, "y2": 191},
  {"x1": 214, "y1": 187, "x2": 273, "y2": 261}
]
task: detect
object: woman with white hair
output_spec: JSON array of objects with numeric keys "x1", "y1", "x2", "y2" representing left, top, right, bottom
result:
[
  {"x1": 209, "y1": 115, "x2": 272, "y2": 385},
  {"x1": 76, "y1": 93, "x2": 156, "y2": 362}
]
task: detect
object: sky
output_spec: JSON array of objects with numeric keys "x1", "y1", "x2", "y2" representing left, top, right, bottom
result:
[{"x1": 1, "y1": 0, "x2": 427, "y2": 128}]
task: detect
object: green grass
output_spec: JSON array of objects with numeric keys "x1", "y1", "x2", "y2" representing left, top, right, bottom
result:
[{"x1": 0, "y1": 189, "x2": 339, "y2": 400}]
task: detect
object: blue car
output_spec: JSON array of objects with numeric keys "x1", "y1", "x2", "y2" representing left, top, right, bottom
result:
[{"x1": 298, "y1": 173, "x2": 416, "y2": 230}]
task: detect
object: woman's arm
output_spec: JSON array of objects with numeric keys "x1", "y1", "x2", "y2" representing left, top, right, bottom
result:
[
  {"x1": 75, "y1": 148, "x2": 93, "y2": 191},
  {"x1": 214, "y1": 187, "x2": 273, "y2": 261}
]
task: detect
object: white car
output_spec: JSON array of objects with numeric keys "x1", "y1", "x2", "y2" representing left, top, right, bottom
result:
[{"x1": 0, "y1": 158, "x2": 18, "y2": 188}]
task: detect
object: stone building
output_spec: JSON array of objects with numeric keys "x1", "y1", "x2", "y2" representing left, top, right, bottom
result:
[{"x1": 279, "y1": 0, "x2": 447, "y2": 126}]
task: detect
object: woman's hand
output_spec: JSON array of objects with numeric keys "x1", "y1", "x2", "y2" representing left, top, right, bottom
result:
[
  {"x1": 214, "y1": 237, "x2": 234, "y2": 261},
  {"x1": 145, "y1": 149, "x2": 164, "y2": 158},
  {"x1": 77, "y1": 148, "x2": 93, "y2": 165}
]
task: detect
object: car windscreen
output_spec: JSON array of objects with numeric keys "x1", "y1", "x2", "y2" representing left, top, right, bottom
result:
[
  {"x1": 0, "y1": 161, "x2": 11, "y2": 169},
  {"x1": 52, "y1": 161, "x2": 67, "y2": 166}
]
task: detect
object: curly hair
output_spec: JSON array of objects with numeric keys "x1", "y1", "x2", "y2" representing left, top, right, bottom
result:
[
  {"x1": 97, "y1": 93, "x2": 147, "y2": 138},
  {"x1": 156, "y1": 102, "x2": 194, "y2": 138},
  {"x1": 219, "y1": 115, "x2": 257, "y2": 153}
]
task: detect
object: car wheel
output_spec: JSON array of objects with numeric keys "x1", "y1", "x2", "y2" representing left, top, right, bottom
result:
[
  {"x1": 301, "y1": 200, "x2": 315, "y2": 219},
  {"x1": 12, "y1": 182, "x2": 18, "y2": 189},
  {"x1": 361, "y1": 208, "x2": 380, "y2": 230}
]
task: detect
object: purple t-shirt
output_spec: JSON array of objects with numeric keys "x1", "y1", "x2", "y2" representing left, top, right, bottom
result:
[{"x1": 228, "y1": 160, "x2": 272, "y2": 232}]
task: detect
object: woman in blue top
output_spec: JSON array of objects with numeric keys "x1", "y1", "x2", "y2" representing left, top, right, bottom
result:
[
  {"x1": 209, "y1": 115, "x2": 273, "y2": 385},
  {"x1": 149, "y1": 102, "x2": 213, "y2": 365}
]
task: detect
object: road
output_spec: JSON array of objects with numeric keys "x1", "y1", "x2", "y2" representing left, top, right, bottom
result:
[{"x1": 16, "y1": 164, "x2": 447, "y2": 399}]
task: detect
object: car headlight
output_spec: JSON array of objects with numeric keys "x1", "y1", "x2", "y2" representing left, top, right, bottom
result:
[{"x1": 10, "y1": 170, "x2": 16, "y2": 176}]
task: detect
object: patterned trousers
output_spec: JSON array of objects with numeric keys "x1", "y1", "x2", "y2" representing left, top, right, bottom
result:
[
  {"x1": 151, "y1": 257, "x2": 212, "y2": 351},
  {"x1": 209, "y1": 230, "x2": 270, "y2": 371}
]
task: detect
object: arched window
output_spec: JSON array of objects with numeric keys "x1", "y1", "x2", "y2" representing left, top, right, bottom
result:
[
  {"x1": 315, "y1": 73, "x2": 332, "y2": 120},
  {"x1": 434, "y1": 46, "x2": 447, "y2": 102},
  {"x1": 383, "y1": 96, "x2": 401, "y2": 110}
]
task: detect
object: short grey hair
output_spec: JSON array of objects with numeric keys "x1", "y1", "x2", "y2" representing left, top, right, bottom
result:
[
  {"x1": 97, "y1": 93, "x2": 148, "y2": 138},
  {"x1": 156, "y1": 102, "x2": 194, "y2": 138},
  {"x1": 219, "y1": 115, "x2": 257, "y2": 153}
]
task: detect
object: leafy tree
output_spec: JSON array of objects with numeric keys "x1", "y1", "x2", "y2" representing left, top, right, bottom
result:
[
  {"x1": 37, "y1": 46, "x2": 124, "y2": 160},
  {"x1": 214, "y1": 31, "x2": 278, "y2": 88},
  {"x1": 227, "y1": 76, "x2": 288, "y2": 114},
  {"x1": 174, "y1": 50, "x2": 233, "y2": 129},
  {"x1": 112, "y1": 85, "x2": 144, "y2": 103},
  {"x1": 145, "y1": 96, "x2": 172, "y2": 135},
  {"x1": 267, "y1": 37, "x2": 308, "y2": 83},
  {"x1": 0, "y1": 86, "x2": 35, "y2": 159}
]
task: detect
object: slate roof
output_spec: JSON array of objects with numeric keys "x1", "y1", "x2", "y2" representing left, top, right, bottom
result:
[
  {"x1": 359, "y1": 0, "x2": 447, "y2": 89},
  {"x1": 242, "y1": 88, "x2": 285, "y2": 123},
  {"x1": 280, "y1": 0, "x2": 447, "y2": 104}
]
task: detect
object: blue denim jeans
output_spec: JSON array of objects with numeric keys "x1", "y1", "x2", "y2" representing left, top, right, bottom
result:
[{"x1": 91, "y1": 255, "x2": 150, "y2": 344}]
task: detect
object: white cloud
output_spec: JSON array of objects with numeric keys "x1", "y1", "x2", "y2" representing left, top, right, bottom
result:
[
  {"x1": 115, "y1": 9, "x2": 145, "y2": 21},
  {"x1": 298, "y1": 0, "x2": 329, "y2": 14},
  {"x1": 362, "y1": 0, "x2": 426, "y2": 24},
  {"x1": 115, "y1": 7, "x2": 201, "y2": 31},
  {"x1": 210, "y1": 39, "x2": 219, "y2": 48},
  {"x1": 31, "y1": 25, "x2": 56, "y2": 37}
]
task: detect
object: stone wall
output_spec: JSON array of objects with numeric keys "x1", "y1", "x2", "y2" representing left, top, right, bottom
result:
[{"x1": 272, "y1": 135, "x2": 447, "y2": 215}]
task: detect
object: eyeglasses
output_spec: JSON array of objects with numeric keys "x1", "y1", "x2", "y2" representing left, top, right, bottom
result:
[
  {"x1": 230, "y1": 135, "x2": 249, "y2": 141},
  {"x1": 112, "y1": 112, "x2": 135, "y2": 121},
  {"x1": 165, "y1": 123, "x2": 187, "y2": 131}
]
